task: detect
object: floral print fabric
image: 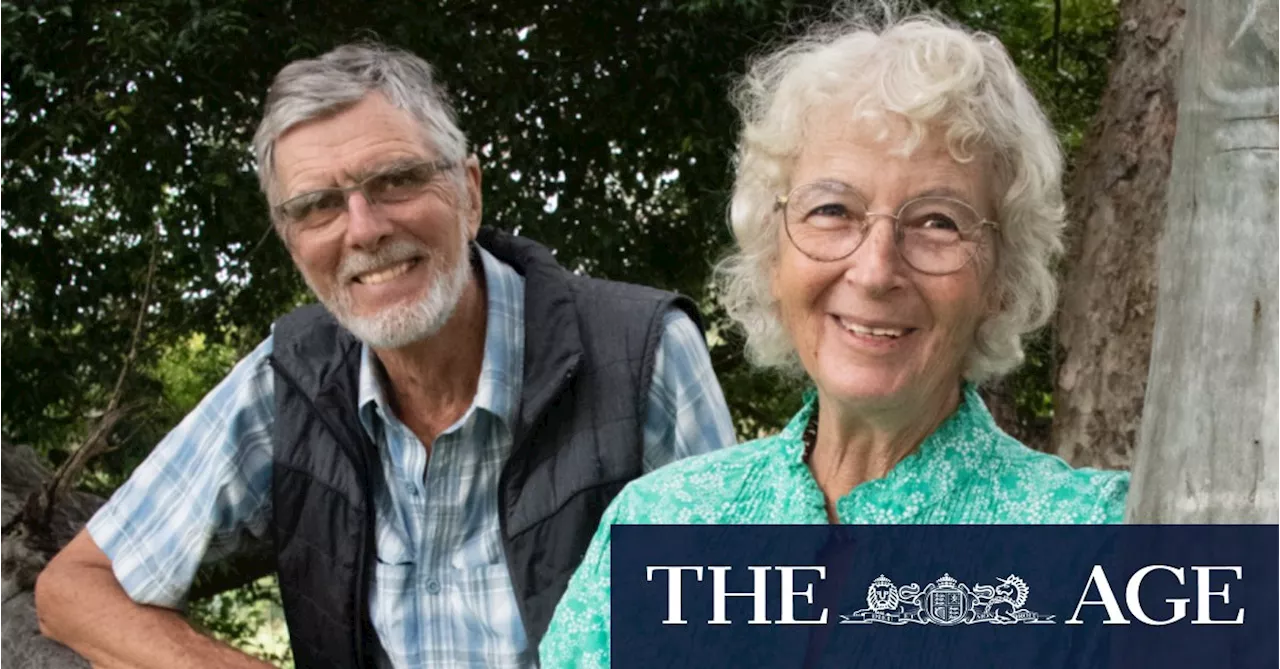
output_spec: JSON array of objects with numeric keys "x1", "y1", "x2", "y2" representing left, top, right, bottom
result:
[{"x1": 538, "y1": 384, "x2": 1129, "y2": 667}]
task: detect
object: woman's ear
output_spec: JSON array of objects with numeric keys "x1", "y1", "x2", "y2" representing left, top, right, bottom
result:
[{"x1": 981, "y1": 277, "x2": 1003, "y2": 318}]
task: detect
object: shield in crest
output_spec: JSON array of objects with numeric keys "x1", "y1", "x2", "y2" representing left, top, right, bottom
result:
[{"x1": 926, "y1": 588, "x2": 967, "y2": 625}]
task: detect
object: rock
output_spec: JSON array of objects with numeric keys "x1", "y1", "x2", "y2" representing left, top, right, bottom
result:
[{"x1": 2, "y1": 440, "x2": 101, "y2": 668}]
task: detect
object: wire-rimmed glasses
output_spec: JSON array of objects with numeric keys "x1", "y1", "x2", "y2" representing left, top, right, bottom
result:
[{"x1": 776, "y1": 180, "x2": 998, "y2": 275}]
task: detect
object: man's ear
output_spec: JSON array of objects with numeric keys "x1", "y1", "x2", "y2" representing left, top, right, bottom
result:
[
  {"x1": 463, "y1": 155, "x2": 483, "y2": 238},
  {"x1": 273, "y1": 220, "x2": 296, "y2": 255}
]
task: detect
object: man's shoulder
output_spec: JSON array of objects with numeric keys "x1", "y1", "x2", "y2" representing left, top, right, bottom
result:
[
  {"x1": 610, "y1": 435, "x2": 785, "y2": 524},
  {"x1": 569, "y1": 276, "x2": 703, "y2": 338},
  {"x1": 271, "y1": 303, "x2": 344, "y2": 348},
  {"x1": 547, "y1": 276, "x2": 701, "y2": 358},
  {"x1": 569, "y1": 275, "x2": 690, "y2": 314},
  {"x1": 190, "y1": 335, "x2": 279, "y2": 423},
  {"x1": 224, "y1": 334, "x2": 278, "y2": 382},
  {"x1": 477, "y1": 227, "x2": 699, "y2": 329},
  {"x1": 267, "y1": 304, "x2": 363, "y2": 391},
  {"x1": 569, "y1": 274, "x2": 675, "y2": 298}
]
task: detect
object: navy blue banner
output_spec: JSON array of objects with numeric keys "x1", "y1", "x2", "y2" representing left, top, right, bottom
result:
[{"x1": 611, "y1": 525, "x2": 1278, "y2": 669}]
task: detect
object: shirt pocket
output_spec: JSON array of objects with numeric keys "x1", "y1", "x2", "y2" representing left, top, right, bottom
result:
[
  {"x1": 373, "y1": 512, "x2": 416, "y2": 566},
  {"x1": 450, "y1": 528, "x2": 504, "y2": 570},
  {"x1": 370, "y1": 524, "x2": 416, "y2": 623}
]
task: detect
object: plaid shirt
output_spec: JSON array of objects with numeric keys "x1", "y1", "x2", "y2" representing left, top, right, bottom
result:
[{"x1": 87, "y1": 247, "x2": 735, "y2": 668}]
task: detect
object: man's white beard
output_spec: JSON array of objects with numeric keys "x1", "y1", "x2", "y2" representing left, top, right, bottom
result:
[{"x1": 314, "y1": 233, "x2": 473, "y2": 349}]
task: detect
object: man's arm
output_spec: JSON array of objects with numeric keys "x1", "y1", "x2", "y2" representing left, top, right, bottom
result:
[
  {"x1": 641, "y1": 309, "x2": 737, "y2": 472},
  {"x1": 35, "y1": 337, "x2": 279, "y2": 667},
  {"x1": 35, "y1": 530, "x2": 271, "y2": 669}
]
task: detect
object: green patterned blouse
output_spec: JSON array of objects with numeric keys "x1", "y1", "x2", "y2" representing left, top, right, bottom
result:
[{"x1": 538, "y1": 384, "x2": 1129, "y2": 667}]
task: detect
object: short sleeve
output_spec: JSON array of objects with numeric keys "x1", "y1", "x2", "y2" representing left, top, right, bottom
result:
[
  {"x1": 1093, "y1": 470, "x2": 1131, "y2": 523},
  {"x1": 640, "y1": 309, "x2": 736, "y2": 474},
  {"x1": 86, "y1": 336, "x2": 277, "y2": 608}
]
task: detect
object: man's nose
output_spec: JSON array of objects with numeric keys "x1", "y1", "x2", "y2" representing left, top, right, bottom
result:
[{"x1": 344, "y1": 191, "x2": 394, "y2": 250}]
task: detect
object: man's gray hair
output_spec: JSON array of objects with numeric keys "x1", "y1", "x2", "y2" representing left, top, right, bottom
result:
[{"x1": 252, "y1": 42, "x2": 468, "y2": 209}]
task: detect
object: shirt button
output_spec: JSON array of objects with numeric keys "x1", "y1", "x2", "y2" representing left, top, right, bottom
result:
[{"x1": 426, "y1": 579, "x2": 441, "y2": 594}]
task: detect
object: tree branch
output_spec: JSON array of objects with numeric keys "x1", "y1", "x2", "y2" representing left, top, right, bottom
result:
[
  {"x1": 1052, "y1": 0, "x2": 1063, "y2": 73},
  {"x1": 38, "y1": 223, "x2": 162, "y2": 523}
]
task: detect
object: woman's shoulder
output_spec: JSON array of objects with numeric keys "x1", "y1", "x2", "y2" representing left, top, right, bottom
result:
[
  {"x1": 983, "y1": 432, "x2": 1130, "y2": 523},
  {"x1": 609, "y1": 433, "x2": 794, "y2": 524}
]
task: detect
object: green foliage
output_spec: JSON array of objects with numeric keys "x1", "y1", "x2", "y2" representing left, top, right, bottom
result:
[
  {"x1": 3, "y1": 0, "x2": 304, "y2": 470},
  {"x1": 153, "y1": 332, "x2": 242, "y2": 415},
  {"x1": 189, "y1": 576, "x2": 294, "y2": 667},
  {"x1": 80, "y1": 331, "x2": 249, "y2": 495},
  {"x1": 938, "y1": 0, "x2": 1119, "y2": 159},
  {"x1": 2, "y1": 0, "x2": 1116, "y2": 460}
]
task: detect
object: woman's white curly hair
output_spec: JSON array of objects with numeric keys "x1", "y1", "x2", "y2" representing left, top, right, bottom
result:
[{"x1": 716, "y1": 4, "x2": 1065, "y2": 382}]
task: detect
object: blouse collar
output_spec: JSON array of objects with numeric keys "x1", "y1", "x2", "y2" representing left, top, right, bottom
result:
[{"x1": 779, "y1": 383, "x2": 998, "y2": 523}]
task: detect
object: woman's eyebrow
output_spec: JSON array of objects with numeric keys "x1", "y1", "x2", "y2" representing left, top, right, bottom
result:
[
  {"x1": 797, "y1": 181, "x2": 976, "y2": 205},
  {"x1": 911, "y1": 185, "x2": 974, "y2": 201},
  {"x1": 806, "y1": 179, "x2": 870, "y2": 200}
]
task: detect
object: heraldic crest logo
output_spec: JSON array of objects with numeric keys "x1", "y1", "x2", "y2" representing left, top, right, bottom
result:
[{"x1": 840, "y1": 573, "x2": 1055, "y2": 626}]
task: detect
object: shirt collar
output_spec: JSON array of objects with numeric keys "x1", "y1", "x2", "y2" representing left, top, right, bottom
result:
[
  {"x1": 357, "y1": 244, "x2": 525, "y2": 438},
  {"x1": 781, "y1": 383, "x2": 997, "y2": 522}
]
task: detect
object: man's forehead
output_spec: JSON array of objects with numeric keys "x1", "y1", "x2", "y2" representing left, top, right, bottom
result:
[
  {"x1": 272, "y1": 94, "x2": 434, "y2": 190},
  {"x1": 274, "y1": 93, "x2": 423, "y2": 147}
]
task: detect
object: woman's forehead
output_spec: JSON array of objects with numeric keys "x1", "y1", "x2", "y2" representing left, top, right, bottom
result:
[
  {"x1": 792, "y1": 131, "x2": 986, "y2": 185},
  {"x1": 789, "y1": 110, "x2": 995, "y2": 208}
]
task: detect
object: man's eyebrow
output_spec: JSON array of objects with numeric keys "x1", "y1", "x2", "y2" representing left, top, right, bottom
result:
[{"x1": 345, "y1": 158, "x2": 428, "y2": 183}]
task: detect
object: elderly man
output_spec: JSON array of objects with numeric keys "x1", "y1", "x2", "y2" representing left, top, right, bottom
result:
[{"x1": 34, "y1": 43, "x2": 735, "y2": 668}]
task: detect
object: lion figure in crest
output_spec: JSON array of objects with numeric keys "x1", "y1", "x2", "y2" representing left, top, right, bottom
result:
[{"x1": 866, "y1": 575, "x2": 900, "y2": 612}]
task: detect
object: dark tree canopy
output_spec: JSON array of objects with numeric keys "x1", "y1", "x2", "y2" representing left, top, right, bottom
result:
[{"x1": 3, "y1": 0, "x2": 1126, "y2": 661}]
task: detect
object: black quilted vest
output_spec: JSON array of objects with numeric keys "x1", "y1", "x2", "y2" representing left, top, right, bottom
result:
[{"x1": 267, "y1": 227, "x2": 701, "y2": 667}]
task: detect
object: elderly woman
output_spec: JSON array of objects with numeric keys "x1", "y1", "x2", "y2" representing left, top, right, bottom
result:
[{"x1": 539, "y1": 10, "x2": 1127, "y2": 666}]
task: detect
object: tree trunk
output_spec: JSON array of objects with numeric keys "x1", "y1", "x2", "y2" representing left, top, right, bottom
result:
[
  {"x1": 1051, "y1": 0, "x2": 1184, "y2": 469},
  {"x1": 1, "y1": 440, "x2": 276, "y2": 666},
  {"x1": 2, "y1": 441, "x2": 98, "y2": 669},
  {"x1": 1126, "y1": 0, "x2": 1278, "y2": 523}
]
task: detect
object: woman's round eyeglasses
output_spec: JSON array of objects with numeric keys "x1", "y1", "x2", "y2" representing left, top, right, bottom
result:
[{"x1": 776, "y1": 180, "x2": 998, "y2": 275}]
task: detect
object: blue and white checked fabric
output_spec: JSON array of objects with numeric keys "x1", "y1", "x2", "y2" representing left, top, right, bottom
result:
[{"x1": 87, "y1": 245, "x2": 735, "y2": 668}]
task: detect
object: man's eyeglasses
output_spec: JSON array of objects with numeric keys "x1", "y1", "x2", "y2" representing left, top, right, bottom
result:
[
  {"x1": 273, "y1": 160, "x2": 455, "y2": 231},
  {"x1": 775, "y1": 180, "x2": 998, "y2": 275}
]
